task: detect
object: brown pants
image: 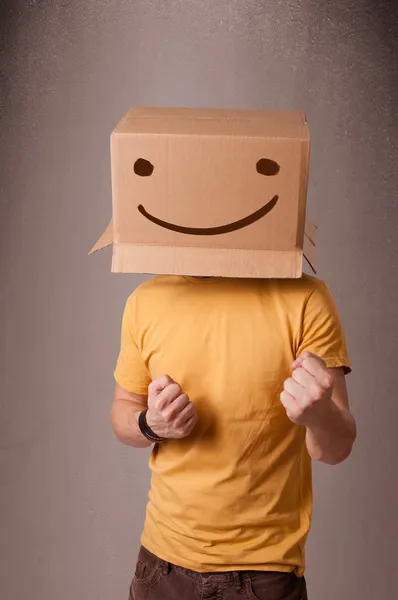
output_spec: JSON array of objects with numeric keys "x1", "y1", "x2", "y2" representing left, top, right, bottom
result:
[{"x1": 129, "y1": 546, "x2": 308, "y2": 600}]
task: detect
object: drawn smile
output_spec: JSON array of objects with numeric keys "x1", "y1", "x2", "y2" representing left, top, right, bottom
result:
[{"x1": 137, "y1": 195, "x2": 278, "y2": 236}]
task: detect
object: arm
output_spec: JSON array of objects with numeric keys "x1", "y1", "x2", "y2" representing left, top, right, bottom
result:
[
  {"x1": 112, "y1": 295, "x2": 197, "y2": 448},
  {"x1": 281, "y1": 352, "x2": 357, "y2": 465},
  {"x1": 110, "y1": 382, "x2": 152, "y2": 448},
  {"x1": 282, "y1": 281, "x2": 356, "y2": 464},
  {"x1": 304, "y1": 366, "x2": 357, "y2": 464}
]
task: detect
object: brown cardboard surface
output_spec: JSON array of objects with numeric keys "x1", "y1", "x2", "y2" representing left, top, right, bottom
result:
[
  {"x1": 89, "y1": 219, "x2": 113, "y2": 254},
  {"x1": 303, "y1": 218, "x2": 317, "y2": 273},
  {"x1": 304, "y1": 218, "x2": 317, "y2": 247},
  {"x1": 116, "y1": 106, "x2": 308, "y2": 139},
  {"x1": 89, "y1": 107, "x2": 312, "y2": 278},
  {"x1": 111, "y1": 244, "x2": 303, "y2": 278}
]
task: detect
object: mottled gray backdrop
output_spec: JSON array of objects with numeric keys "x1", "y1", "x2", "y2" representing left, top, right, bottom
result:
[{"x1": 1, "y1": 1, "x2": 397, "y2": 599}]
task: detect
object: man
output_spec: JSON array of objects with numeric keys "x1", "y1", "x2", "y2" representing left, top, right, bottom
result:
[{"x1": 110, "y1": 273, "x2": 356, "y2": 600}]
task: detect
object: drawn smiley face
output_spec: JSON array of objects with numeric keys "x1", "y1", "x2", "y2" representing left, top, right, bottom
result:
[{"x1": 133, "y1": 157, "x2": 280, "y2": 236}]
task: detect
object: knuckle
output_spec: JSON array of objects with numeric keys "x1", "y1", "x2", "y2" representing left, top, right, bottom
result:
[
  {"x1": 171, "y1": 383, "x2": 181, "y2": 397},
  {"x1": 292, "y1": 370, "x2": 302, "y2": 383},
  {"x1": 161, "y1": 374, "x2": 171, "y2": 386},
  {"x1": 304, "y1": 394, "x2": 314, "y2": 406},
  {"x1": 165, "y1": 409, "x2": 175, "y2": 422},
  {"x1": 148, "y1": 380, "x2": 157, "y2": 393},
  {"x1": 176, "y1": 413, "x2": 188, "y2": 428},
  {"x1": 149, "y1": 375, "x2": 171, "y2": 393},
  {"x1": 175, "y1": 426, "x2": 186, "y2": 437},
  {"x1": 284, "y1": 377, "x2": 293, "y2": 389},
  {"x1": 154, "y1": 399, "x2": 163, "y2": 410},
  {"x1": 312, "y1": 386, "x2": 323, "y2": 401}
]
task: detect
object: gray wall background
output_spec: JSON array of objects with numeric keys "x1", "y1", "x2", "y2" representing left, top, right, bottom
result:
[{"x1": 1, "y1": 1, "x2": 397, "y2": 599}]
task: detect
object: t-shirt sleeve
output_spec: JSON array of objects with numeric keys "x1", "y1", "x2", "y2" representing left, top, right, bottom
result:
[
  {"x1": 113, "y1": 293, "x2": 152, "y2": 394},
  {"x1": 296, "y1": 281, "x2": 352, "y2": 374}
]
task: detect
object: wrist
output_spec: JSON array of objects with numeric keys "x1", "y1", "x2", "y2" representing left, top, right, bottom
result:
[
  {"x1": 145, "y1": 408, "x2": 158, "y2": 433},
  {"x1": 138, "y1": 408, "x2": 166, "y2": 443},
  {"x1": 304, "y1": 398, "x2": 339, "y2": 432}
]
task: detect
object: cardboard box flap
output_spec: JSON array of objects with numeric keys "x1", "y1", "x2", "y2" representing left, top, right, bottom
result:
[{"x1": 88, "y1": 219, "x2": 113, "y2": 255}]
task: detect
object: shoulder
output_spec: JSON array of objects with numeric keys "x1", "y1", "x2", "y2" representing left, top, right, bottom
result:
[
  {"x1": 253, "y1": 275, "x2": 336, "y2": 320},
  {"x1": 283, "y1": 275, "x2": 341, "y2": 320},
  {"x1": 268, "y1": 274, "x2": 328, "y2": 300}
]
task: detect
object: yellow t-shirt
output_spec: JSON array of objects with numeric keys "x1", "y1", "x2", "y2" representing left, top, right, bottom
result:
[{"x1": 114, "y1": 274, "x2": 351, "y2": 576}]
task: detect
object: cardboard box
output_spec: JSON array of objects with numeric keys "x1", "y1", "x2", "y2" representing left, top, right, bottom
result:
[{"x1": 89, "y1": 107, "x2": 316, "y2": 277}]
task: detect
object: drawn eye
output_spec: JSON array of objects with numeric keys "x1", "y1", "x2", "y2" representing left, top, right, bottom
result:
[
  {"x1": 256, "y1": 158, "x2": 280, "y2": 176},
  {"x1": 133, "y1": 158, "x2": 154, "y2": 177}
]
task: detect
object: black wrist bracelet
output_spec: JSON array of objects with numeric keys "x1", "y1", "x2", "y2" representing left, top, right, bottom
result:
[{"x1": 138, "y1": 409, "x2": 167, "y2": 443}]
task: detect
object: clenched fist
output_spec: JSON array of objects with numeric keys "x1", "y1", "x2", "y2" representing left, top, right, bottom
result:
[
  {"x1": 146, "y1": 375, "x2": 198, "y2": 439},
  {"x1": 280, "y1": 351, "x2": 335, "y2": 427}
]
